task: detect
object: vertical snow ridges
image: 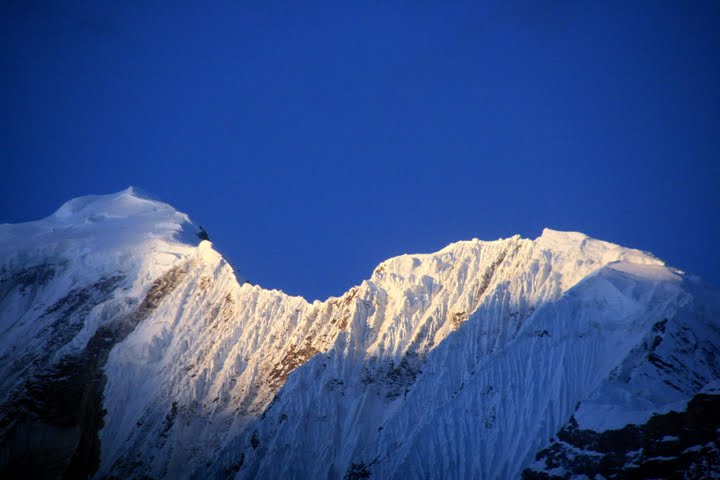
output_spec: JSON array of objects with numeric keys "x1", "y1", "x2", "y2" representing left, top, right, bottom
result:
[{"x1": 0, "y1": 191, "x2": 708, "y2": 480}]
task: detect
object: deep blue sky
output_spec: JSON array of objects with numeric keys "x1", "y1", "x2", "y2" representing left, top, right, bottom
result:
[{"x1": 2, "y1": 1, "x2": 719, "y2": 300}]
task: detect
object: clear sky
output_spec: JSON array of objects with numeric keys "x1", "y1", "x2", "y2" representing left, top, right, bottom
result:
[{"x1": 2, "y1": 1, "x2": 718, "y2": 300}]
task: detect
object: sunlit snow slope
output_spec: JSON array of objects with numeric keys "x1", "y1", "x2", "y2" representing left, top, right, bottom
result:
[{"x1": 0, "y1": 189, "x2": 717, "y2": 479}]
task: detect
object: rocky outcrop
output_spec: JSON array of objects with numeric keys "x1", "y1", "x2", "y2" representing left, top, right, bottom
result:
[
  {"x1": 523, "y1": 391, "x2": 720, "y2": 479},
  {"x1": 0, "y1": 262, "x2": 191, "y2": 479}
]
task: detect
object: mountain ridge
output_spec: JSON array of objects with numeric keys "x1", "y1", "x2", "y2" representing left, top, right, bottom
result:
[{"x1": 0, "y1": 189, "x2": 717, "y2": 479}]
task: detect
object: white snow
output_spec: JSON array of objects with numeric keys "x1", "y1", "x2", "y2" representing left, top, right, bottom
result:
[
  {"x1": 607, "y1": 261, "x2": 682, "y2": 283},
  {"x1": 0, "y1": 188, "x2": 199, "y2": 401},
  {"x1": 0, "y1": 187, "x2": 197, "y2": 283},
  {"x1": 1, "y1": 191, "x2": 717, "y2": 480}
]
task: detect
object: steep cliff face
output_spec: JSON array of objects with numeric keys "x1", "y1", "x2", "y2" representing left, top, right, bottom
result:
[
  {"x1": 522, "y1": 283, "x2": 720, "y2": 480},
  {"x1": 0, "y1": 189, "x2": 198, "y2": 479},
  {"x1": 0, "y1": 190, "x2": 717, "y2": 479}
]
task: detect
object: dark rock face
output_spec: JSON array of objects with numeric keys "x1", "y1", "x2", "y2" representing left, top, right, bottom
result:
[
  {"x1": 0, "y1": 275, "x2": 123, "y2": 480},
  {"x1": 344, "y1": 462, "x2": 371, "y2": 479},
  {"x1": 0, "y1": 263, "x2": 190, "y2": 480},
  {"x1": 523, "y1": 392, "x2": 720, "y2": 480}
]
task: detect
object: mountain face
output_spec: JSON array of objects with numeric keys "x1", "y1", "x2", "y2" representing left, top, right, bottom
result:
[{"x1": 0, "y1": 189, "x2": 718, "y2": 480}]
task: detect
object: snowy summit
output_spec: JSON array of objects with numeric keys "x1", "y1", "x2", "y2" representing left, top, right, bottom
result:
[{"x1": 0, "y1": 189, "x2": 718, "y2": 479}]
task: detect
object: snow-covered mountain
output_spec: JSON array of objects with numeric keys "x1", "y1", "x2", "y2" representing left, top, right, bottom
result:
[{"x1": 0, "y1": 189, "x2": 718, "y2": 479}]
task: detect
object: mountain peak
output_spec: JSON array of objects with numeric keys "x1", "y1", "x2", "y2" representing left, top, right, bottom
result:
[
  {"x1": 537, "y1": 227, "x2": 589, "y2": 242},
  {"x1": 0, "y1": 189, "x2": 202, "y2": 281},
  {"x1": 537, "y1": 227, "x2": 663, "y2": 265},
  {"x1": 51, "y1": 187, "x2": 179, "y2": 222}
]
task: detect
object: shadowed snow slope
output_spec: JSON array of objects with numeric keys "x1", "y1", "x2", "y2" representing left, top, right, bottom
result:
[{"x1": 0, "y1": 190, "x2": 717, "y2": 479}]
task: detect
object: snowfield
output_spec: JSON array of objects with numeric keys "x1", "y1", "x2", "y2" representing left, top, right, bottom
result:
[{"x1": 0, "y1": 189, "x2": 718, "y2": 479}]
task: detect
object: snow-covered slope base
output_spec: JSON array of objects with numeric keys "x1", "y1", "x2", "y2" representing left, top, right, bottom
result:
[{"x1": 0, "y1": 190, "x2": 718, "y2": 479}]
